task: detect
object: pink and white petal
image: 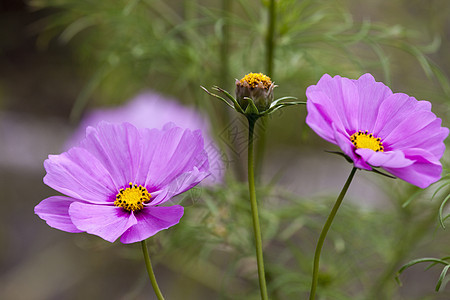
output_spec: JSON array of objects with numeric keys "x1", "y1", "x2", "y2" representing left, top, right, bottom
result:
[
  {"x1": 383, "y1": 148, "x2": 443, "y2": 189},
  {"x1": 44, "y1": 148, "x2": 116, "y2": 203},
  {"x1": 35, "y1": 196, "x2": 82, "y2": 233},
  {"x1": 144, "y1": 127, "x2": 209, "y2": 190},
  {"x1": 133, "y1": 128, "x2": 163, "y2": 185},
  {"x1": 79, "y1": 122, "x2": 142, "y2": 189},
  {"x1": 120, "y1": 206, "x2": 184, "y2": 244},
  {"x1": 382, "y1": 111, "x2": 437, "y2": 146},
  {"x1": 307, "y1": 86, "x2": 352, "y2": 134},
  {"x1": 373, "y1": 94, "x2": 432, "y2": 137},
  {"x1": 308, "y1": 74, "x2": 360, "y2": 131},
  {"x1": 306, "y1": 100, "x2": 339, "y2": 144},
  {"x1": 69, "y1": 202, "x2": 137, "y2": 243},
  {"x1": 387, "y1": 119, "x2": 449, "y2": 158},
  {"x1": 355, "y1": 149, "x2": 414, "y2": 169},
  {"x1": 150, "y1": 167, "x2": 210, "y2": 206},
  {"x1": 353, "y1": 73, "x2": 393, "y2": 132}
]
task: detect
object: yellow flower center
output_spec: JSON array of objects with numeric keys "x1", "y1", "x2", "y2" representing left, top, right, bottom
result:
[
  {"x1": 239, "y1": 73, "x2": 272, "y2": 89},
  {"x1": 350, "y1": 130, "x2": 384, "y2": 152},
  {"x1": 114, "y1": 182, "x2": 151, "y2": 212}
]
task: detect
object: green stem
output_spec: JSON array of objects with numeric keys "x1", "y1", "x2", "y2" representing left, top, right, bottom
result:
[
  {"x1": 266, "y1": 0, "x2": 276, "y2": 77},
  {"x1": 255, "y1": 0, "x2": 276, "y2": 178},
  {"x1": 309, "y1": 167, "x2": 357, "y2": 300},
  {"x1": 248, "y1": 116, "x2": 269, "y2": 300},
  {"x1": 141, "y1": 240, "x2": 165, "y2": 300}
]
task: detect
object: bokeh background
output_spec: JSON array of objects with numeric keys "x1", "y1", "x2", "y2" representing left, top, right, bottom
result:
[{"x1": 1, "y1": 0, "x2": 450, "y2": 299}]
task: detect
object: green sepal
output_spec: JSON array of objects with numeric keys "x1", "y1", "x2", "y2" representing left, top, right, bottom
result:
[
  {"x1": 200, "y1": 86, "x2": 235, "y2": 109},
  {"x1": 324, "y1": 150, "x2": 354, "y2": 163},
  {"x1": 244, "y1": 97, "x2": 260, "y2": 115},
  {"x1": 269, "y1": 96, "x2": 299, "y2": 108},
  {"x1": 265, "y1": 101, "x2": 306, "y2": 114},
  {"x1": 213, "y1": 86, "x2": 245, "y2": 114}
]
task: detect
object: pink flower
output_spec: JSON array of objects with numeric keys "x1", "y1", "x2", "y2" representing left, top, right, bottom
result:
[
  {"x1": 67, "y1": 92, "x2": 223, "y2": 185},
  {"x1": 306, "y1": 73, "x2": 448, "y2": 188},
  {"x1": 35, "y1": 122, "x2": 210, "y2": 243}
]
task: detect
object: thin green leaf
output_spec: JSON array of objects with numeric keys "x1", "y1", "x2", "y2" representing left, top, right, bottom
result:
[
  {"x1": 200, "y1": 86, "x2": 235, "y2": 109},
  {"x1": 213, "y1": 86, "x2": 244, "y2": 113},
  {"x1": 436, "y1": 264, "x2": 450, "y2": 291},
  {"x1": 439, "y1": 193, "x2": 450, "y2": 229},
  {"x1": 396, "y1": 258, "x2": 450, "y2": 285}
]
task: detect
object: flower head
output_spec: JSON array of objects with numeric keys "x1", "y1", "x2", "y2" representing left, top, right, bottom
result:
[
  {"x1": 306, "y1": 73, "x2": 449, "y2": 188},
  {"x1": 66, "y1": 92, "x2": 223, "y2": 185},
  {"x1": 235, "y1": 72, "x2": 275, "y2": 112},
  {"x1": 35, "y1": 121, "x2": 210, "y2": 243}
]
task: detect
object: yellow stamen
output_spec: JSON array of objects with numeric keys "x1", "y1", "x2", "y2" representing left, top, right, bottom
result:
[
  {"x1": 114, "y1": 182, "x2": 151, "y2": 212},
  {"x1": 350, "y1": 130, "x2": 384, "y2": 152},
  {"x1": 239, "y1": 73, "x2": 272, "y2": 89}
]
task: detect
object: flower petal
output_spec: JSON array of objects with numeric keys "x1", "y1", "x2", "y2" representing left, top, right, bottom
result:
[
  {"x1": 150, "y1": 167, "x2": 210, "y2": 206},
  {"x1": 43, "y1": 147, "x2": 116, "y2": 203},
  {"x1": 69, "y1": 202, "x2": 137, "y2": 242},
  {"x1": 79, "y1": 122, "x2": 142, "y2": 189},
  {"x1": 143, "y1": 126, "x2": 209, "y2": 191},
  {"x1": 383, "y1": 148, "x2": 443, "y2": 188},
  {"x1": 34, "y1": 196, "x2": 82, "y2": 233},
  {"x1": 373, "y1": 93, "x2": 431, "y2": 137},
  {"x1": 120, "y1": 205, "x2": 184, "y2": 244},
  {"x1": 353, "y1": 73, "x2": 393, "y2": 132},
  {"x1": 306, "y1": 74, "x2": 360, "y2": 134},
  {"x1": 355, "y1": 149, "x2": 414, "y2": 168},
  {"x1": 306, "y1": 99, "x2": 339, "y2": 144},
  {"x1": 387, "y1": 118, "x2": 449, "y2": 158}
]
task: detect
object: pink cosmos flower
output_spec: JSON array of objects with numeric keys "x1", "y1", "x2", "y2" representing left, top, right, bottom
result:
[
  {"x1": 306, "y1": 73, "x2": 448, "y2": 188},
  {"x1": 66, "y1": 92, "x2": 223, "y2": 185},
  {"x1": 35, "y1": 121, "x2": 210, "y2": 243}
]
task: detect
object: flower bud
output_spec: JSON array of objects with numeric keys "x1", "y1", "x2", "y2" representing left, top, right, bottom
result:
[{"x1": 235, "y1": 73, "x2": 275, "y2": 112}]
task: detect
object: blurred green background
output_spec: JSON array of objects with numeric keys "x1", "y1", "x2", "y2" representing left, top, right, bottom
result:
[{"x1": 1, "y1": 0, "x2": 450, "y2": 299}]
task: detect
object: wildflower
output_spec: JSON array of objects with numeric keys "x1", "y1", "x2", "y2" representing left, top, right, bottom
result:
[
  {"x1": 235, "y1": 72, "x2": 275, "y2": 112},
  {"x1": 35, "y1": 121, "x2": 210, "y2": 243},
  {"x1": 202, "y1": 72, "x2": 303, "y2": 118},
  {"x1": 66, "y1": 92, "x2": 223, "y2": 185},
  {"x1": 306, "y1": 73, "x2": 449, "y2": 188}
]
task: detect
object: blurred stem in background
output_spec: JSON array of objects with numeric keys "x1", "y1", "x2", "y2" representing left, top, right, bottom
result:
[
  {"x1": 366, "y1": 189, "x2": 444, "y2": 299},
  {"x1": 247, "y1": 116, "x2": 269, "y2": 300},
  {"x1": 141, "y1": 240, "x2": 165, "y2": 300},
  {"x1": 255, "y1": 0, "x2": 277, "y2": 179},
  {"x1": 309, "y1": 167, "x2": 357, "y2": 300}
]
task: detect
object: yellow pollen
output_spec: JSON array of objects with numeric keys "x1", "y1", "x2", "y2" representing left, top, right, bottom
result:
[
  {"x1": 350, "y1": 130, "x2": 384, "y2": 152},
  {"x1": 239, "y1": 73, "x2": 272, "y2": 89},
  {"x1": 114, "y1": 182, "x2": 151, "y2": 212}
]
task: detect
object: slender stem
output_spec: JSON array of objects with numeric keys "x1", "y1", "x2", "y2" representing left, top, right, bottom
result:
[
  {"x1": 247, "y1": 116, "x2": 269, "y2": 300},
  {"x1": 141, "y1": 240, "x2": 165, "y2": 300},
  {"x1": 309, "y1": 167, "x2": 357, "y2": 300},
  {"x1": 265, "y1": 0, "x2": 276, "y2": 77},
  {"x1": 255, "y1": 0, "x2": 276, "y2": 177}
]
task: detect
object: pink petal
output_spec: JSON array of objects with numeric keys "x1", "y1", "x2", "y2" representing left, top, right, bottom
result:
[
  {"x1": 34, "y1": 196, "x2": 82, "y2": 233},
  {"x1": 353, "y1": 73, "x2": 393, "y2": 132},
  {"x1": 143, "y1": 126, "x2": 209, "y2": 191},
  {"x1": 355, "y1": 149, "x2": 414, "y2": 168},
  {"x1": 79, "y1": 122, "x2": 142, "y2": 189},
  {"x1": 120, "y1": 205, "x2": 184, "y2": 244},
  {"x1": 307, "y1": 74, "x2": 360, "y2": 132},
  {"x1": 44, "y1": 147, "x2": 116, "y2": 203},
  {"x1": 150, "y1": 167, "x2": 210, "y2": 206},
  {"x1": 383, "y1": 148, "x2": 443, "y2": 188},
  {"x1": 69, "y1": 202, "x2": 137, "y2": 243}
]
